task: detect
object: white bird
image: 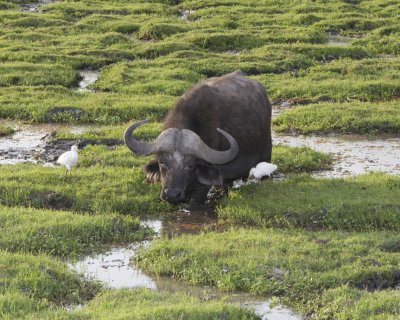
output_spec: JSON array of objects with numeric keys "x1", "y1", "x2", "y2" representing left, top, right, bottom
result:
[
  {"x1": 249, "y1": 162, "x2": 278, "y2": 180},
  {"x1": 57, "y1": 145, "x2": 78, "y2": 177}
]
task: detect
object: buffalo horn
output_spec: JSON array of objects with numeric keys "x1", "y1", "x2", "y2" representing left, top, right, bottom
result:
[
  {"x1": 181, "y1": 128, "x2": 239, "y2": 164},
  {"x1": 123, "y1": 119, "x2": 156, "y2": 155}
]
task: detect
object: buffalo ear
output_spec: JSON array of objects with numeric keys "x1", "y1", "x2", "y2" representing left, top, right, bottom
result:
[
  {"x1": 196, "y1": 164, "x2": 223, "y2": 186},
  {"x1": 143, "y1": 159, "x2": 160, "y2": 184}
]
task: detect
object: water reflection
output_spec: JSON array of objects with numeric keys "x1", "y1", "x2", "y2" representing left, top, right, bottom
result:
[
  {"x1": 77, "y1": 70, "x2": 99, "y2": 93},
  {"x1": 68, "y1": 214, "x2": 300, "y2": 319},
  {"x1": 0, "y1": 122, "x2": 92, "y2": 165},
  {"x1": 273, "y1": 132, "x2": 400, "y2": 177},
  {"x1": 68, "y1": 242, "x2": 156, "y2": 290}
]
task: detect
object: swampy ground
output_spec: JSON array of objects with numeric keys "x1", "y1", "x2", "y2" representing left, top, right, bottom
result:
[{"x1": 0, "y1": 0, "x2": 399, "y2": 319}]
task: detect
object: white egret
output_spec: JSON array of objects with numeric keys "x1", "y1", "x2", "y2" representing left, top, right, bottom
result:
[
  {"x1": 249, "y1": 162, "x2": 277, "y2": 180},
  {"x1": 57, "y1": 145, "x2": 78, "y2": 177}
]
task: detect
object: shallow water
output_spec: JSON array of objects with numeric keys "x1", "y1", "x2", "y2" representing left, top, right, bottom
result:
[
  {"x1": 20, "y1": 0, "x2": 55, "y2": 12},
  {"x1": 0, "y1": 122, "x2": 92, "y2": 165},
  {"x1": 68, "y1": 242, "x2": 156, "y2": 290},
  {"x1": 179, "y1": 9, "x2": 195, "y2": 20},
  {"x1": 273, "y1": 132, "x2": 400, "y2": 177},
  {"x1": 327, "y1": 33, "x2": 353, "y2": 46},
  {"x1": 69, "y1": 214, "x2": 300, "y2": 320},
  {"x1": 76, "y1": 70, "x2": 100, "y2": 93}
]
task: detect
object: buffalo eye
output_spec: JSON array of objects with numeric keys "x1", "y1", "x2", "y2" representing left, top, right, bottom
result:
[{"x1": 159, "y1": 159, "x2": 168, "y2": 169}]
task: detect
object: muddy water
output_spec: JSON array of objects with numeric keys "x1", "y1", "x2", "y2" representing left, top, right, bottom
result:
[
  {"x1": 273, "y1": 132, "x2": 400, "y2": 177},
  {"x1": 69, "y1": 213, "x2": 300, "y2": 320},
  {"x1": 0, "y1": 122, "x2": 92, "y2": 165}
]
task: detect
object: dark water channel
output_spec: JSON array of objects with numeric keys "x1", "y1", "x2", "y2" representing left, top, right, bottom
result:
[{"x1": 68, "y1": 212, "x2": 300, "y2": 320}]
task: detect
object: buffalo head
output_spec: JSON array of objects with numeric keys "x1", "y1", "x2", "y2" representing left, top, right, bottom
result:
[{"x1": 124, "y1": 120, "x2": 239, "y2": 204}]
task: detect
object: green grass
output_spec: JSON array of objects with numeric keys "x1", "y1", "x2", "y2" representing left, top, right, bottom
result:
[
  {"x1": 0, "y1": 124, "x2": 14, "y2": 136},
  {"x1": 312, "y1": 285, "x2": 400, "y2": 320},
  {"x1": 0, "y1": 0, "x2": 397, "y2": 128},
  {"x1": 272, "y1": 145, "x2": 333, "y2": 173},
  {"x1": 0, "y1": 205, "x2": 150, "y2": 257},
  {"x1": 0, "y1": 250, "x2": 100, "y2": 306},
  {"x1": 0, "y1": 163, "x2": 171, "y2": 215},
  {"x1": 135, "y1": 228, "x2": 400, "y2": 315},
  {"x1": 1, "y1": 1, "x2": 400, "y2": 318},
  {"x1": 256, "y1": 57, "x2": 400, "y2": 102},
  {"x1": 0, "y1": 86, "x2": 173, "y2": 123},
  {"x1": 76, "y1": 288, "x2": 258, "y2": 320},
  {"x1": 0, "y1": 143, "x2": 333, "y2": 214},
  {"x1": 274, "y1": 101, "x2": 400, "y2": 134},
  {"x1": 217, "y1": 173, "x2": 400, "y2": 230},
  {"x1": 1, "y1": 288, "x2": 258, "y2": 320}
]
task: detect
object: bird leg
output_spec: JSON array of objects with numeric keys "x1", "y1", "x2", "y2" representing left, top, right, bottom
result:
[{"x1": 63, "y1": 169, "x2": 68, "y2": 181}]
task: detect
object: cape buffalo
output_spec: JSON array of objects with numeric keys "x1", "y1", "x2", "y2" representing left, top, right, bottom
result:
[{"x1": 124, "y1": 70, "x2": 272, "y2": 206}]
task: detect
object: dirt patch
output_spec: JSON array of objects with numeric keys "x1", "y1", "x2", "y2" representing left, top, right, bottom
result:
[
  {"x1": 353, "y1": 270, "x2": 400, "y2": 291},
  {"x1": 28, "y1": 191, "x2": 73, "y2": 210}
]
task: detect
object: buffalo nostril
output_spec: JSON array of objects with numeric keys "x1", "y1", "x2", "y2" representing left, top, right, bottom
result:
[{"x1": 163, "y1": 188, "x2": 185, "y2": 203}]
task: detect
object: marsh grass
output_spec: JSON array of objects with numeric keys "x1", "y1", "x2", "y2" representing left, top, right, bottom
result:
[
  {"x1": 272, "y1": 145, "x2": 333, "y2": 173},
  {"x1": 217, "y1": 173, "x2": 400, "y2": 230},
  {"x1": 0, "y1": 87, "x2": 173, "y2": 123},
  {"x1": 135, "y1": 228, "x2": 400, "y2": 313},
  {"x1": 1, "y1": 288, "x2": 258, "y2": 319},
  {"x1": 273, "y1": 101, "x2": 400, "y2": 134},
  {"x1": 75, "y1": 288, "x2": 258, "y2": 319},
  {"x1": 0, "y1": 143, "x2": 332, "y2": 215},
  {"x1": 1, "y1": 0, "x2": 399, "y2": 318},
  {"x1": 0, "y1": 250, "x2": 101, "y2": 305},
  {"x1": 0, "y1": 163, "x2": 171, "y2": 214},
  {"x1": 0, "y1": 205, "x2": 150, "y2": 256},
  {"x1": 0, "y1": 124, "x2": 14, "y2": 136},
  {"x1": 312, "y1": 285, "x2": 400, "y2": 319},
  {"x1": 55, "y1": 122, "x2": 163, "y2": 141},
  {"x1": 256, "y1": 57, "x2": 400, "y2": 102}
]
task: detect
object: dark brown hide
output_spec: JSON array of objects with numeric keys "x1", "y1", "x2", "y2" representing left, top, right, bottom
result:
[
  {"x1": 136, "y1": 70, "x2": 272, "y2": 204},
  {"x1": 162, "y1": 70, "x2": 272, "y2": 179}
]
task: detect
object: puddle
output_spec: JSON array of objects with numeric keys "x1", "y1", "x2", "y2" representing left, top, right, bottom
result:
[
  {"x1": 20, "y1": 0, "x2": 55, "y2": 12},
  {"x1": 273, "y1": 132, "x2": 400, "y2": 177},
  {"x1": 327, "y1": 33, "x2": 353, "y2": 46},
  {"x1": 0, "y1": 122, "x2": 92, "y2": 165},
  {"x1": 76, "y1": 70, "x2": 99, "y2": 93},
  {"x1": 68, "y1": 213, "x2": 300, "y2": 319},
  {"x1": 68, "y1": 241, "x2": 156, "y2": 290},
  {"x1": 179, "y1": 9, "x2": 195, "y2": 20}
]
